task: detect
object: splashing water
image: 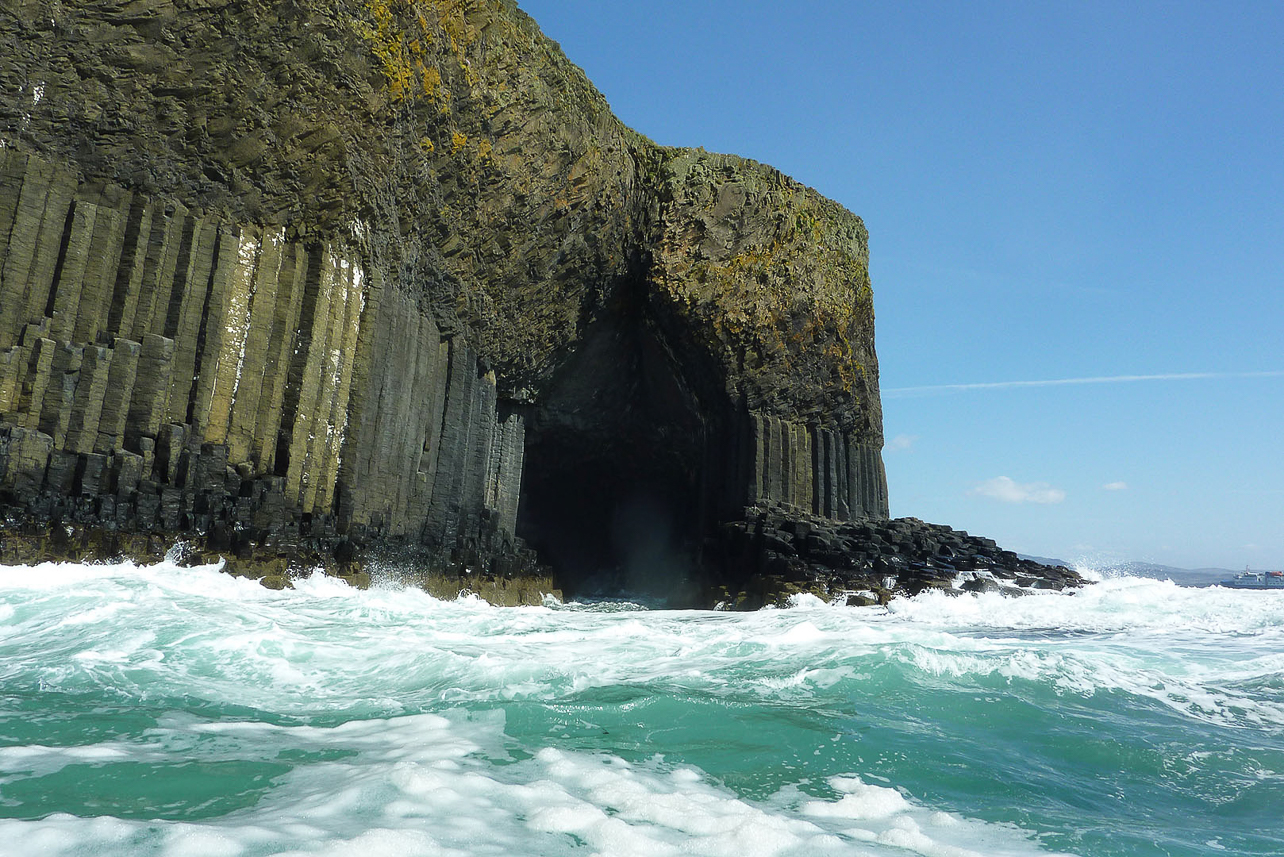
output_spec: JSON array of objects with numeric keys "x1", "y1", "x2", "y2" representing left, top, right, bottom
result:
[{"x1": 1, "y1": 559, "x2": 1281, "y2": 856}]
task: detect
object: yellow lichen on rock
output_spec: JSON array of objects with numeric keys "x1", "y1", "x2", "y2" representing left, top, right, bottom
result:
[
  {"x1": 649, "y1": 149, "x2": 879, "y2": 424},
  {"x1": 361, "y1": 0, "x2": 447, "y2": 105}
]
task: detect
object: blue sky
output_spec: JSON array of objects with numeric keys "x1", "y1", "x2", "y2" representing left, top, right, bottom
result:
[{"x1": 517, "y1": 0, "x2": 1284, "y2": 570}]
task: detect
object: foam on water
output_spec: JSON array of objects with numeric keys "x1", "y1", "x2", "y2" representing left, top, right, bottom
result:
[
  {"x1": 0, "y1": 708, "x2": 1065, "y2": 857},
  {"x1": 884, "y1": 573, "x2": 1284, "y2": 636},
  {"x1": 5, "y1": 560, "x2": 1283, "y2": 729},
  {"x1": 2, "y1": 559, "x2": 1283, "y2": 856}
]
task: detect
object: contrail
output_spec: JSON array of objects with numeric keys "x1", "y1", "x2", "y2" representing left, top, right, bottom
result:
[{"x1": 884, "y1": 371, "x2": 1284, "y2": 398}]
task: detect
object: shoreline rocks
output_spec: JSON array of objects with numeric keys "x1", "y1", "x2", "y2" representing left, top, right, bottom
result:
[
  {"x1": 0, "y1": 505, "x2": 1084, "y2": 609},
  {"x1": 0, "y1": 520, "x2": 558, "y2": 606},
  {"x1": 704, "y1": 506, "x2": 1087, "y2": 609}
]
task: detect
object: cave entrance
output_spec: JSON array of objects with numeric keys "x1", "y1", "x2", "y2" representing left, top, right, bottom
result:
[{"x1": 516, "y1": 288, "x2": 712, "y2": 602}]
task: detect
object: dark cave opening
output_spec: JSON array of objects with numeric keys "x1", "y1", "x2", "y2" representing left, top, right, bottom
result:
[
  {"x1": 516, "y1": 288, "x2": 716, "y2": 602},
  {"x1": 518, "y1": 451, "x2": 701, "y2": 600}
]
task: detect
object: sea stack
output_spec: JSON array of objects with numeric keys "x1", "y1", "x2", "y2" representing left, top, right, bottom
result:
[{"x1": 0, "y1": 0, "x2": 1082, "y2": 603}]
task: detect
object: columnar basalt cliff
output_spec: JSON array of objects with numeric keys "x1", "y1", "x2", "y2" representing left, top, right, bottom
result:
[{"x1": 0, "y1": 0, "x2": 1081, "y2": 603}]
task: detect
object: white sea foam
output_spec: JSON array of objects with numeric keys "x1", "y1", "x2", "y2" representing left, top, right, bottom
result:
[
  {"x1": 3, "y1": 561, "x2": 1280, "y2": 725},
  {"x1": 882, "y1": 574, "x2": 1284, "y2": 637},
  {"x1": 0, "y1": 709, "x2": 1070, "y2": 857}
]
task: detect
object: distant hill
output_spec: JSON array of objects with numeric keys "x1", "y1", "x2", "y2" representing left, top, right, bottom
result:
[
  {"x1": 1019, "y1": 556, "x2": 1240, "y2": 587},
  {"x1": 1101, "y1": 562, "x2": 1237, "y2": 587}
]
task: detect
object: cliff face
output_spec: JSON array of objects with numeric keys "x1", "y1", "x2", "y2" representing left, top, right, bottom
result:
[{"x1": 0, "y1": 0, "x2": 898, "y2": 601}]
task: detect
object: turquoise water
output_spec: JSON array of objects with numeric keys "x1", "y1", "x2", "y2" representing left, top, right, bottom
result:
[{"x1": 1, "y1": 559, "x2": 1282, "y2": 856}]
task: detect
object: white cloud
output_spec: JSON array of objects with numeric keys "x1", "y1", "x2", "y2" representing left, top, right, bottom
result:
[
  {"x1": 969, "y1": 476, "x2": 1066, "y2": 505},
  {"x1": 886, "y1": 434, "x2": 917, "y2": 452},
  {"x1": 1103, "y1": 481, "x2": 1128, "y2": 491}
]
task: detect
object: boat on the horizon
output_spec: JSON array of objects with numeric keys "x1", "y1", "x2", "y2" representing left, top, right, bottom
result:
[{"x1": 1218, "y1": 567, "x2": 1284, "y2": 590}]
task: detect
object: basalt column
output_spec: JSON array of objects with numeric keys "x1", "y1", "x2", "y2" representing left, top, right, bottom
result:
[
  {"x1": 742, "y1": 412, "x2": 888, "y2": 520},
  {"x1": 0, "y1": 150, "x2": 532, "y2": 580}
]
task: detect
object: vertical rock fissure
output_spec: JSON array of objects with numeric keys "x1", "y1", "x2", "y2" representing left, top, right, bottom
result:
[
  {"x1": 184, "y1": 228, "x2": 223, "y2": 427},
  {"x1": 274, "y1": 244, "x2": 324, "y2": 478},
  {"x1": 162, "y1": 216, "x2": 198, "y2": 340},
  {"x1": 41, "y1": 202, "x2": 77, "y2": 320},
  {"x1": 104, "y1": 197, "x2": 148, "y2": 339}
]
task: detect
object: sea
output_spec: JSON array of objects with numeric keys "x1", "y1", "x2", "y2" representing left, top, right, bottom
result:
[{"x1": 1, "y1": 557, "x2": 1281, "y2": 857}]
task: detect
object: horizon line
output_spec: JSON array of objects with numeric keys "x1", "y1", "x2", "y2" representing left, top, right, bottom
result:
[{"x1": 884, "y1": 370, "x2": 1284, "y2": 397}]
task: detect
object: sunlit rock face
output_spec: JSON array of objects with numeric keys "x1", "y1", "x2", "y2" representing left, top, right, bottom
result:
[{"x1": 0, "y1": 0, "x2": 902, "y2": 604}]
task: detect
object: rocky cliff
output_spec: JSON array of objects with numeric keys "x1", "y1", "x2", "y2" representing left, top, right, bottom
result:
[{"x1": 0, "y1": 0, "x2": 1080, "y2": 603}]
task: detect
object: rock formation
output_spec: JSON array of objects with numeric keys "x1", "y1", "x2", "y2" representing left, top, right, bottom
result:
[{"x1": 0, "y1": 0, "x2": 1081, "y2": 604}]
